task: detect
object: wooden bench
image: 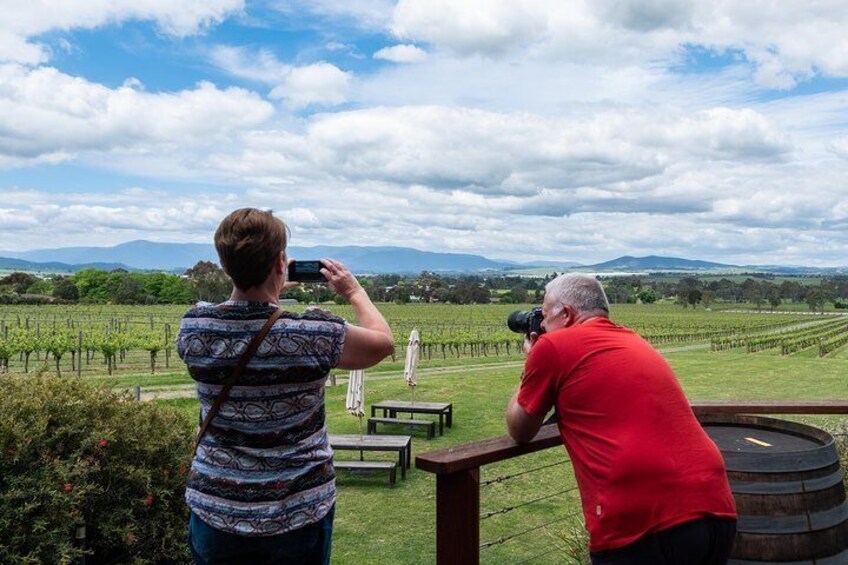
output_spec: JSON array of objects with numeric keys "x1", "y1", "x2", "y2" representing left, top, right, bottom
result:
[
  {"x1": 329, "y1": 434, "x2": 411, "y2": 480},
  {"x1": 371, "y1": 401, "x2": 453, "y2": 436},
  {"x1": 368, "y1": 416, "x2": 436, "y2": 439},
  {"x1": 334, "y1": 460, "x2": 397, "y2": 485}
]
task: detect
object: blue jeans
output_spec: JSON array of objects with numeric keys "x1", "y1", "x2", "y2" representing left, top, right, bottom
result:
[{"x1": 188, "y1": 506, "x2": 334, "y2": 565}]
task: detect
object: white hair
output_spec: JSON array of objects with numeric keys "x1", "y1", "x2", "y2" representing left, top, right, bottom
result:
[{"x1": 545, "y1": 273, "x2": 610, "y2": 315}]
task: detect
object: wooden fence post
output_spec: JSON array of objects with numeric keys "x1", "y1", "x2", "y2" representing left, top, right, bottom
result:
[{"x1": 436, "y1": 468, "x2": 480, "y2": 565}]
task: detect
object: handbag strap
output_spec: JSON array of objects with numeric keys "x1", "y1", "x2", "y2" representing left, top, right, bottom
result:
[{"x1": 192, "y1": 307, "x2": 285, "y2": 458}]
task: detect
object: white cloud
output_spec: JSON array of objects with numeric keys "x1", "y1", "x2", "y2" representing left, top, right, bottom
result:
[
  {"x1": 0, "y1": 208, "x2": 41, "y2": 230},
  {"x1": 659, "y1": 108, "x2": 792, "y2": 160},
  {"x1": 210, "y1": 46, "x2": 352, "y2": 108},
  {"x1": 0, "y1": 63, "x2": 274, "y2": 165},
  {"x1": 0, "y1": 192, "x2": 235, "y2": 250},
  {"x1": 215, "y1": 105, "x2": 789, "y2": 194},
  {"x1": 272, "y1": 0, "x2": 396, "y2": 29},
  {"x1": 0, "y1": 0, "x2": 244, "y2": 64},
  {"x1": 209, "y1": 46, "x2": 289, "y2": 84},
  {"x1": 388, "y1": 0, "x2": 848, "y2": 88},
  {"x1": 0, "y1": 30, "x2": 45, "y2": 65},
  {"x1": 3, "y1": 0, "x2": 848, "y2": 266},
  {"x1": 391, "y1": 0, "x2": 549, "y2": 57},
  {"x1": 827, "y1": 137, "x2": 848, "y2": 160},
  {"x1": 269, "y1": 63, "x2": 351, "y2": 108},
  {"x1": 175, "y1": 102, "x2": 848, "y2": 265},
  {"x1": 373, "y1": 44, "x2": 428, "y2": 63}
]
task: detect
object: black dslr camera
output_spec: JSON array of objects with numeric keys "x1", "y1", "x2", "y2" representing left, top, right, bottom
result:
[{"x1": 507, "y1": 307, "x2": 544, "y2": 338}]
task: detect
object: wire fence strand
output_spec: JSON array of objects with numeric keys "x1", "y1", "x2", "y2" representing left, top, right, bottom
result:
[
  {"x1": 481, "y1": 486, "x2": 580, "y2": 520},
  {"x1": 481, "y1": 459, "x2": 570, "y2": 487},
  {"x1": 480, "y1": 510, "x2": 583, "y2": 550}
]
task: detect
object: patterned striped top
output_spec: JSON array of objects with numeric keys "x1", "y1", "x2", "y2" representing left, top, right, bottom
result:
[{"x1": 176, "y1": 300, "x2": 347, "y2": 536}]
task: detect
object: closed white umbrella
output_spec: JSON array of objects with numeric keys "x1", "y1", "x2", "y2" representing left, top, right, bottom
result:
[
  {"x1": 404, "y1": 329, "x2": 420, "y2": 388},
  {"x1": 346, "y1": 369, "x2": 365, "y2": 418},
  {"x1": 404, "y1": 329, "x2": 420, "y2": 405}
]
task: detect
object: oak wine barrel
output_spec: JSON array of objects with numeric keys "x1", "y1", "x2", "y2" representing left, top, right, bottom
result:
[{"x1": 699, "y1": 414, "x2": 848, "y2": 564}]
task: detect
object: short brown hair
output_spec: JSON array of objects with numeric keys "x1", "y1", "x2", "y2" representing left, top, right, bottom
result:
[{"x1": 214, "y1": 208, "x2": 288, "y2": 290}]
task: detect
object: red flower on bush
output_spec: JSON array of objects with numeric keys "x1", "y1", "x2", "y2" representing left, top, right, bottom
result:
[
  {"x1": 98, "y1": 439, "x2": 108, "y2": 448},
  {"x1": 63, "y1": 483, "x2": 73, "y2": 493},
  {"x1": 179, "y1": 464, "x2": 188, "y2": 475},
  {"x1": 143, "y1": 495, "x2": 155, "y2": 507}
]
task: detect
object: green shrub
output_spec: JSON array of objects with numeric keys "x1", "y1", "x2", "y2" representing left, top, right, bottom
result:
[{"x1": 0, "y1": 373, "x2": 193, "y2": 564}]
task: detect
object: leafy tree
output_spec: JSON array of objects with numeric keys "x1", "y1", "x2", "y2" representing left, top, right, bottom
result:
[
  {"x1": 392, "y1": 287, "x2": 411, "y2": 305},
  {"x1": 741, "y1": 279, "x2": 764, "y2": 309},
  {"x1": 25, "y1": 280, "x2": 52, "y2": 295},
  {"x1": 73, "y1": 269, "x2": 111, "y2": 302},
  {"x1": 677, "y1": 277, "x2": 701, "y2": 293},
  {"x1": 605, "y1": 277, "x2": 637, "y2": 304},
  {"x1": 805, "y1": 288, "x2": 824, "y2": 312},
  {"x1": 509, "y1": 285, "x2": 528, "y2": 303},
  {"x1": 765, "y1": 286, "x2": 781, "y2": 310},
  {"x1": 779, "y1": 280, "x2": 804, "y2": 302},
  {"x1": 184, "y1": 261, "x2": 231, "y2": 303},
  {"x1": 106, "y1": 272, "x2": 146, "y2": 304},
  {"x1": 686, "y1": 289, "x2": 703, "y2": 308},
  {"x1": 281, "y1": 285, "x2": 313, "y2": 303},
  {"x1": 0, "y1": 273, "x2": 37, "y2": 294},
  {"x1": 143, "y1": 272, "x2": 169, "y2": 299},
  {"x1": 637, "y1": 290, "x2": 658, "y2": 304},
  {"x1": 156, "y1": 275, "x2": 193, "y2": 304},
  {"x1": 52, "y1": 278, "x2": 79, "y2": 301}
]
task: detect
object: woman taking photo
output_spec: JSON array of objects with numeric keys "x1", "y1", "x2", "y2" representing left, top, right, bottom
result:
[{"x1": 177, "y1": 208, "x2": 394, "y2": 564}]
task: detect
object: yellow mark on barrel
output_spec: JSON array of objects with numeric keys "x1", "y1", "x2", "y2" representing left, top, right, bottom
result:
[{"x1": 744, "y1": 437, "x2": 772, "y2": 447}]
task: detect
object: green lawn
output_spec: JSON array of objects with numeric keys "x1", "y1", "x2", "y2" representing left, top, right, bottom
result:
[{"x1": 158, "y1": 349, "x2": 848, "y2": 564}]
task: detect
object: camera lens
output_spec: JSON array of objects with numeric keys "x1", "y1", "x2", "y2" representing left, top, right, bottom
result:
[{"x1": 507, "y1": 310, "x2": 530, "y2": 334}]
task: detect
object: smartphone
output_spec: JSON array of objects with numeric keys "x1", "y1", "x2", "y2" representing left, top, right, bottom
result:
[{"x1": 287, "y1": 260, "x2": 327, "y2": 283}]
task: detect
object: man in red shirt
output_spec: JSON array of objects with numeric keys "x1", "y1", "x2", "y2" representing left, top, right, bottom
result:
[{"x1": 506, "y1": 274, "x2": 737, "y2": 564}]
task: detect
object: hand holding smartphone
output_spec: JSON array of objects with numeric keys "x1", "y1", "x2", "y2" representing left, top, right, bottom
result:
[{"x1": 287, "y1": 260, "x2": 328, "y2": 283}]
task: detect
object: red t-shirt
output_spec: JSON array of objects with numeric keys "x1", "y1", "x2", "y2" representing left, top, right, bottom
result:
[{"x1": 518, "y1": 318, "x2": 736, "y2": 552}]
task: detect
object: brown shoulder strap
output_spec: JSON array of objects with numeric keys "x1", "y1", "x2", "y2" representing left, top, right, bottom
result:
[{"x1": 193, "y1": 308, "x2": 285, "y2": 458}]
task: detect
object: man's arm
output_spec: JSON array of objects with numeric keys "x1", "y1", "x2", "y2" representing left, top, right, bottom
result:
[
  {"x1": 506, "y1": 387, "x2": 545, "y2": 444},
  {"x1": 506, "y1": 335, "x2": 556, "y2": 444}
]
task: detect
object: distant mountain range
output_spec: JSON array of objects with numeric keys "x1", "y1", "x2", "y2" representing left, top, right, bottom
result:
[
  {"x1": 589, "y1": 255, "x2": 734, "y2": 271},
  {"x1": 0, "y1": 241, "x2": 844, "y2": 275},
  {"x1": 0, "y1": 240, "x2": 578, "y2": 274},
  {"x1": 0, "y1": 256, "x2": 130, "y2": 273}
]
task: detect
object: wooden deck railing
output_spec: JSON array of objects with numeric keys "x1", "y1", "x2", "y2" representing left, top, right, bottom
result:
[{"x1": 415, "y1": 401, "x2": 848, "y2": 565}]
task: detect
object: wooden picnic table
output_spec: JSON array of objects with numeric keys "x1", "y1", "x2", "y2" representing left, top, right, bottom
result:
[
  {"x1": 371, "y1": 400, "x2": 453, "y2": 436},
  {"x1": 329, "y1": 434, "x2": 412, "y2": 480}
]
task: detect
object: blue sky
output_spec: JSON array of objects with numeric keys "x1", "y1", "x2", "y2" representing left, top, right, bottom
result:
[{"x1": 2, "y1": 1, "x2": 848, "y2": 266}]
